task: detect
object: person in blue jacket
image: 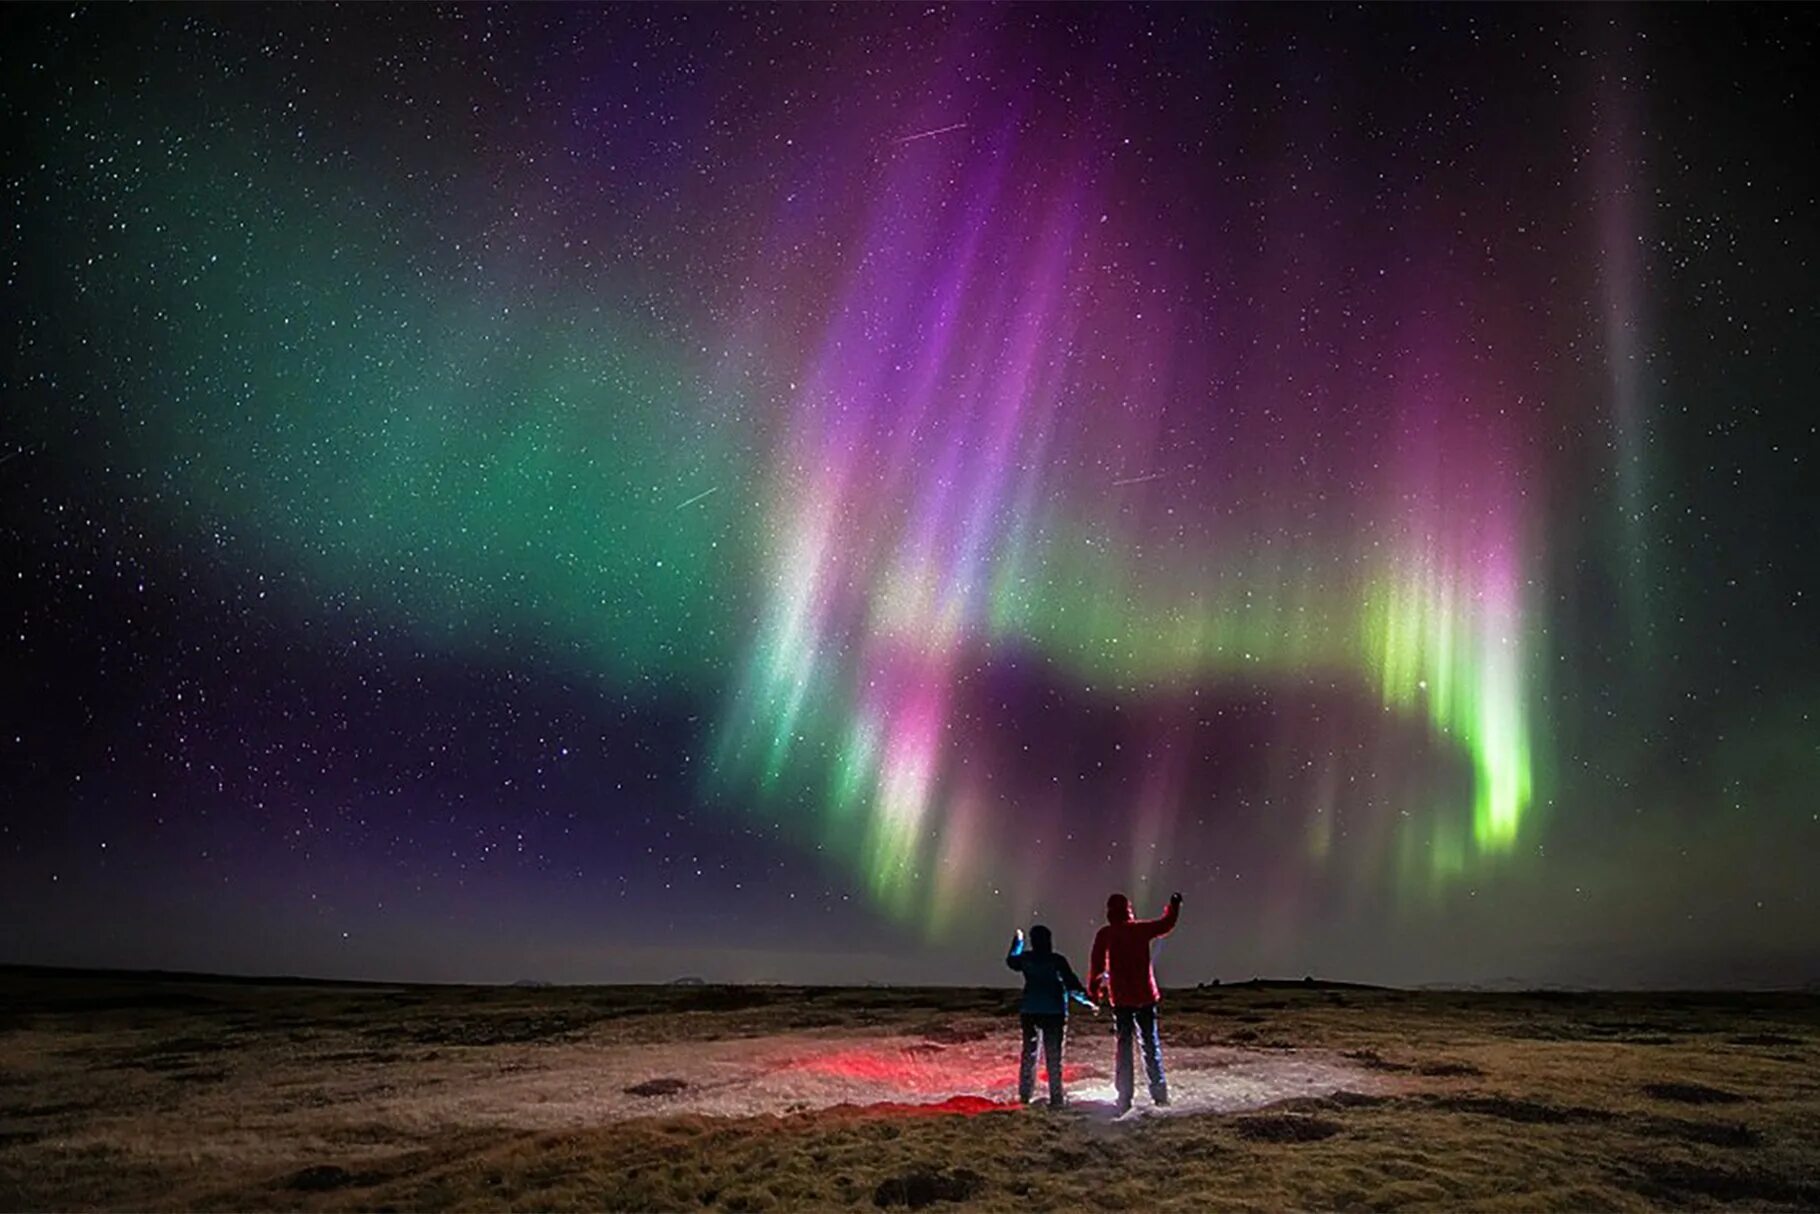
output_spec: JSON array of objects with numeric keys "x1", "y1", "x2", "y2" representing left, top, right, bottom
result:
[{"x1": 1006, "y1": 924, "x2": 1096, "y2": 1107}]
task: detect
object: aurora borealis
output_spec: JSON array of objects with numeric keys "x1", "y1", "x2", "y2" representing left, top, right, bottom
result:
[
  {"x1": 710, "y1": 97, "x2": 1538, "y2": 920},
  {"x1": 3, "y1": 5, "x2": 1815, "y2": 987}
]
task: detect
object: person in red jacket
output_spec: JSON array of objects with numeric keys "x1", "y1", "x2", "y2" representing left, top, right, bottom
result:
[{"x1": 1088, "y1": 890, "x2": 1182, "y2": 1113}]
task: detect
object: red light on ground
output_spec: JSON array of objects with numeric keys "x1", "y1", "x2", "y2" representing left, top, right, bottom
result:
[
  {"x1": 779, "y1": 1046, "x2": 1087, "y2": 1099},
  {"x1": 822, "y1": 1094, "x2": 1012, "y2": 1119}
]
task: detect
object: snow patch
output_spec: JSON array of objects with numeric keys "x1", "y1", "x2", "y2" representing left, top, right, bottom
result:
[{"x1": 448, "y1": 1033, "x2": 1392, "y2": 1126}]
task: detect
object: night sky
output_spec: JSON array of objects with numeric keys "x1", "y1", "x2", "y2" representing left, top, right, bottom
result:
[{"x1": 3, "y1": 5, "x2": 1815, "y2": 988}]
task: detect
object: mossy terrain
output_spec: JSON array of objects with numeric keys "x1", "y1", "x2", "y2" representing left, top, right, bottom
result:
[{"x1": 1, "y1": 968, "x2": 1816, "y2": 1210}]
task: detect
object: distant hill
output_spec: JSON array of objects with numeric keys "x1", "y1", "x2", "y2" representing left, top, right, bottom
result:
[
  {"x1": 1198, "y1": 977, "x2": 1392, "y2": 992},
  {"x1": 0, "y1": 962, "x2": 412, "y2": 990}
]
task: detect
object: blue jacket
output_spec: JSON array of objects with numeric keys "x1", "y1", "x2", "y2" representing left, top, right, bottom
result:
[{"x1": 1006, "y1": 935, "x2": 1090, "y2": 1017}]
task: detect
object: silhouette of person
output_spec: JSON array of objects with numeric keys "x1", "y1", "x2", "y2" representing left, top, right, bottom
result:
[
  {"x1": 1088, "y1": 891, "x2": 1181, "y2": 1113},
  {"x1": 1005, "y1": 923, "x2": 1095, "y2": 1107}
]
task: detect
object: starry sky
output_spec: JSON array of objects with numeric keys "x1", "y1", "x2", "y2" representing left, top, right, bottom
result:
[{"x1": 2, "y1": 5, "x2": 1815, "y2": 988}]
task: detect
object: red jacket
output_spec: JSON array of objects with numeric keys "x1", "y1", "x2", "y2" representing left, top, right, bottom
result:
[{"x1": 1089, "y1": 895, "x2": 1180, "y2": 1007}]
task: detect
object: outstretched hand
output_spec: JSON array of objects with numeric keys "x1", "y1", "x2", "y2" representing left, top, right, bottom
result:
[{"x1": 1169, "y1": 891, "x2": 1184, "y2": 906}]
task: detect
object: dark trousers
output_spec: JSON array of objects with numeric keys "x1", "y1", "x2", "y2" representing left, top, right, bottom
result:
[
  {"x1": 1113, "y1": 1004, "x2": 1167, "y2": 1108},
  {"x1": 1019, "y1": 1013, "x2": 1066, "y2": 1105}
]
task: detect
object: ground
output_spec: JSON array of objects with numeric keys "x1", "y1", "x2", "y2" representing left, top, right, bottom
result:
[{"x1": 1, "y1": 969, "x2": 1817, "y2": 1211}]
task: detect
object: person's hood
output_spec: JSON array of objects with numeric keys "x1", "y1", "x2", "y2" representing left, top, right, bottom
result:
[
  {"x1": 1106, "y1": 893, "x2": 1132, "y2": 924},
  {"x1": 1029, "y1": 925, "x2": 1054, "y2": 953}
]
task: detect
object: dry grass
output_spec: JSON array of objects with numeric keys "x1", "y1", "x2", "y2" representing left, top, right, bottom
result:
[{"x1": 1, "y1": 969, "x2": 1817, "y2": 1210}]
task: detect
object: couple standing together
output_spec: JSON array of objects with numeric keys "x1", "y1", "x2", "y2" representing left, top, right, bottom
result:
[{"x1": 1005, "y1": 890, "x2": 1182, "y2": 1114}]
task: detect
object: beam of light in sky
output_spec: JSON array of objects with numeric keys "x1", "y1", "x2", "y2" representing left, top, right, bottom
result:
[{"x1": 1595, "y1": 72, "x2": 1657, "y2": 657}]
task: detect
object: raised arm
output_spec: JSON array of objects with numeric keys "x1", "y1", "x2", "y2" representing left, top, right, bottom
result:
[
  {"x1": 1144, "y1": 892, "x2": 1183, "y2": 940},
  {"x1": 1005, "y1": 929, "x2": 1026, "y2": 971}
]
